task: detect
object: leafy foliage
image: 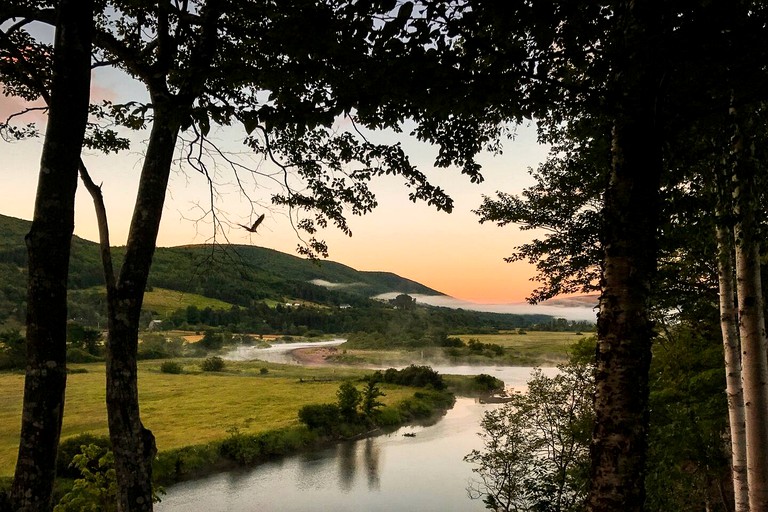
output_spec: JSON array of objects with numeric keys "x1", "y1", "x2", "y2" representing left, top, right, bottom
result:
[
  {"x1": 0, "y1": 330, "x2": 25, "y2": 370},
  {"x1": 360, "y1": 378, "x2": 386, "y2": 420},
  {"x1": 465, "y1": 363, "x2": 594, "y2": 512},
  {"x1": 645, "y1": 323, "x2": 730, "y2": 512},
  {"x1": 297, "y1": 403, "x2": 342, "y2": 435},
  {"x1": 380, "y1": 365, "x2": 446, "y2": 390},
  {"x1": 53, "y1": 445, "x2": 118, "y2": 512},
  {"x1": 336, "y1": 381, "x2": 362, "y2": 423},
  {"x1": 159, "y1": 361, "x2": 183, "y2": 375},
  {"x1": 200, "y1": 356, "x2": 225, "y2": 372}
]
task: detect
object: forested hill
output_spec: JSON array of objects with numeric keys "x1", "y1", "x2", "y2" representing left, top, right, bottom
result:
[{"x1": 0, "y1": 213, "x2": 442, "y2": 312}]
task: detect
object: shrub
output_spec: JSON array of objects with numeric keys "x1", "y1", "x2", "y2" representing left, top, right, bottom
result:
[
  {"x1": 382, "y1": 365, "x2": 446, "y2": 390},
  {"x1": 56, "y1": 434, "x2": 111, "y2": 478},
  {"x1": 439, "y1": 336, "x2": 465, "y2": 348},
  {"x1": 473, "y1": 374, "x2": 504, "y2": 393},
  {"x1": 375, "y1": 407, "x2": 402, "y2": 426},
  {"x1": 66, "y1": 347, "x2": 101, "y2": 363},
  {"x1": 219, "y1": 427, "x2": 315, "y2": 465},
  {"x1": 336, "y1": 381, "x2": 361, "y2": 423},
  {"x1": 298, "y1": 403, "x2": 341, "y2": 433},
  {"x1": 259, "y1": 367, "x2": 269, "y2": 375},
  {"x1": 0, "y1": 329, "x2": 25, "y2": 370},
  {"x1": 200, "y1": 330, "x2": 224, "y2": 350},
  {"x1": 54, "y1": 444, "x2": 118, "y2": 512},
  {"x1": 153, "y1": 444, "x2": 220, "y2": 485},
  {"x1": 160, "y1": 361, "x2": 183, "y2": 374},
  {"x1": 200, "y1": 356, "x2": 225, "y2": 372}
]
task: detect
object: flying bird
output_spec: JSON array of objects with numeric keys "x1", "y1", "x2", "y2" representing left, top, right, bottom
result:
[{"x1": 238, "y1": 213, "x2": 265, "y2": 233}]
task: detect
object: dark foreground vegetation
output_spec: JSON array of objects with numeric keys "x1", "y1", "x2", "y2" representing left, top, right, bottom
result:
[{"x1": 467, "y1": 328, "x2": 731, "y2": 512}]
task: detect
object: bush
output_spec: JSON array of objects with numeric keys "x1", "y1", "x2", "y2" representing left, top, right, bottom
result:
[
  {"x1": 473, "y1": 374, "x2": 504, "y2": 392},
  {"x1": 153, "y1": 444, "x2": 220, "y2": 485},
  {"x1": 66, "y1": 347, "x2": 101, "y2": 363},
  {"x1": 439, "y1": 336, "x2": 465, "y2": 348},
  {"x1": 259, "y1": 367, "x2": 269, "y2": 375},
  {"x1": 375, "y1": 407, "x2": 402, "y2": 426},
  {"x1": 298, "y1": 403, "x2": 341, "y2": 433},
  {"x1": 199, "y1": 331, "x2": 224, "y2": 350},
  {"x1": 0, "y1": 329, "x2": 25, "y2": 370},
  {"x1": 54, "y1": 444, "x2": 118, "y2": 512},
  {"x1": 160, "y1": 361, "x2": 183, "y2": 374},
  {"x1": 57, "y1": 434, "x2": 112, "y2": 478},
  {"x1": 200, "y1": 356, "x2": 225, "y2": 372},
  {"x1": 382, "y1": 365, "x2": 446, "y2": 390},
  {"x1": 220, "y1": 427, "x2": 315, "y2": 465}
]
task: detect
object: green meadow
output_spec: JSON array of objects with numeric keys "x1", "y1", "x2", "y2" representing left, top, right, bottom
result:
[
  {"x1": 0, "y1": 360, "x2": 414, "y2": 476},
  {"x1": 453, "y1": 330, "x2": 590, "y2": 364},
  {"x1": 332, "y1": 331, "x2": 590, "y2": 367}
]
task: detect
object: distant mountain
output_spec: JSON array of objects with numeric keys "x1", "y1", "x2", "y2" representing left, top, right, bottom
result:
[{"x1": 0, "y1": 214, "x2": 443, "y2": 315}]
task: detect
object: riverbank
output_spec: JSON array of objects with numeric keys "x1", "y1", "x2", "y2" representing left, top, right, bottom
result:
[
  {"x1": 153, "y1": 385, "x2": 456, "y2": 488},
  {"x1": 291, "y1": 346, "x2": 341, "y2": 366}
]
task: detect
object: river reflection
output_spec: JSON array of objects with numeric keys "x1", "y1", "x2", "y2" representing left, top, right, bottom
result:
[
  {"x1": 157, "y1": 393, "x2": 545, "y2": 512},
  {"x1": 159, "y1": 349, "x2": 555, "y2": 511}
]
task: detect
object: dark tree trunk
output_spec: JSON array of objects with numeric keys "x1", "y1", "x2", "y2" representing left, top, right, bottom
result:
[
  {"x1": 587, "y1": 4, "x2": 664, "y2": 510},
  {"x1": 11, "y1": 1, "x2": 92, "y2": 510},
  {"x1": 587, "y1": 112, "x2": 661, "y2": 512},
  {"x1": 106, "y1": 99, "x2": 180, "y2": 512}
]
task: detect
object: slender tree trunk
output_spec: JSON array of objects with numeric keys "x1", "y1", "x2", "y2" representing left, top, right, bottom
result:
[
  {"x1": 11, "y1": 1, "x2": 92, "y2": 509},
  {"x1": 715, "y1": 187, "x2": 749, "y2": 512},
  {"x1": 731, "y1": 104, "x2": 768, "y2": 512},
  {"x1": 587, "y1": 3, "x2": 663, "y2": 511},
  {"x1": 106, "y1": 100, "x2": 180, "y2": 512}
]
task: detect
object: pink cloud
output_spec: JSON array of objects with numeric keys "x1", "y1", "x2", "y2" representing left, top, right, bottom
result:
[
  {"x1": 0, "y1": 94, "x2": 46, "y2": 124},
  {"x1": 90, "y1": 83, "x2": 116, "y2": 104}
]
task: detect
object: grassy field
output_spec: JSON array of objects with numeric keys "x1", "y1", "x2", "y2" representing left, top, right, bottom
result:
[
  {"x1": 141, "y1": 288, "x2": 235, "y2": 315},
  {"x1": 333, "y1": 331, "x2": 593, "y2": 367},
  {"x1": 0, "y1": 360, "x2": 413, "y2": 477},
  {"x1": 453, "y1": 331, "x2": 592, "y2": 364}
]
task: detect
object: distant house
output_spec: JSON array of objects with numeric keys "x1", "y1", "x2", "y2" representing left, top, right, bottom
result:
[
  {"x1": 339, "y1": 304, "x2": 352, "y2": 309},
  {"x1": 147, "y1": 320, "x2": 163, "y2": 331}
]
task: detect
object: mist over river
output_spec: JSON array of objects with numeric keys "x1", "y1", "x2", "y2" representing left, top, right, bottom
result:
[{"x1": 158, "y1": 342, "x2": 556, "y2": 511}]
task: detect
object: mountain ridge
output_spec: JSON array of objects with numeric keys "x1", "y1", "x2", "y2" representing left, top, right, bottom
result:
[{"x1": 0, "y1": 213, "x2": 443, "y2": 311}]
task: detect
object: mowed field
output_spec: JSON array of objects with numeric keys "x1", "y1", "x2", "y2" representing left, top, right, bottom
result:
[
  {"x1": 453, "y1": 330, "x2": 593, "y2": 364},
  {"x1": 0, "y1": 360, "x2": 412, "y2": 476}
]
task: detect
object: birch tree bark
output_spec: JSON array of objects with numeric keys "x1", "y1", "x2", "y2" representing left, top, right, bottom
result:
[
  {"x1": 731, "y1": 104, "x2": 768, "y2": 512},
  {"x1": 715, "y1": 210, "x2": 749, "y2": 512}
]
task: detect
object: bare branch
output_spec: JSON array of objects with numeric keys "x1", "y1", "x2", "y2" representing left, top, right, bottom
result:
[{"x1": 78, "y1": 159, "x2": 117, "y2": 295}]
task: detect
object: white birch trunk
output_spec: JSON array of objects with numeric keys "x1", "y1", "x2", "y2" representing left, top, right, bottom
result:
[
  {"x1": 732, "y1": 104, "x2": 768, "y2": 511},
  {"x1": 715, "y1": 220, "x2": 749, "y2": 512}
]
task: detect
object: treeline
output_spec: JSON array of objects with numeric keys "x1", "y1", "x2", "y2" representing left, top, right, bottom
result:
[{"x1": 61, "y1": 287, "x2": 587, "y2": 339}]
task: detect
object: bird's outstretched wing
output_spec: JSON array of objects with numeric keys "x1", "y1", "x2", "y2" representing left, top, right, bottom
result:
[{"x1": 239, "y1": 213, "x2": 265, "y2": 233}]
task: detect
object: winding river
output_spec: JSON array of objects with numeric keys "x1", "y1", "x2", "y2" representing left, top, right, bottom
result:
[{"x1": 156, "y1": 342, "x2": 556, "y2": 511}]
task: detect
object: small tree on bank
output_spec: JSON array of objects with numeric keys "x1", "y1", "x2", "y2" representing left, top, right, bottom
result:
[{"x1": 466, "y1": 361, "x2": 594, "y2": 512}]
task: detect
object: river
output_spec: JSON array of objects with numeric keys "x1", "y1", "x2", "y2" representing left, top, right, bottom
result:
[{"x1": 157, "y1": 342, "x2": 556, "y2": 511}]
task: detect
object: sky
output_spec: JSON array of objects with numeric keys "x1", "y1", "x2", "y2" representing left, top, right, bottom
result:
[{"x1": 0, "y1": 64, "x2": 596, "y2": 319}]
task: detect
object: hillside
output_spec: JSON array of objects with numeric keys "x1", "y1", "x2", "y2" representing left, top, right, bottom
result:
[{"x1": 0, "y1": 214, "x2": 442, "y2": 323}]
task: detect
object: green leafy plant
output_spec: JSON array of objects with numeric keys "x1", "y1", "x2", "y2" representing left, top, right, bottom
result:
[
  {"x1": 200, "y1": 356, "x2": 225, "y2": 372},
  {"x1": 160, "y1": 361, "x2": 183, "y2": 374},
  {"x1": 54, "y1": 444, "x2": 118, "y2": 512}
]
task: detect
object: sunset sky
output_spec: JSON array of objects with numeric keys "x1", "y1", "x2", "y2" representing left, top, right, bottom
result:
[{"x1": 1, "y1": 66, "x2": 556, "y2": 306}]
